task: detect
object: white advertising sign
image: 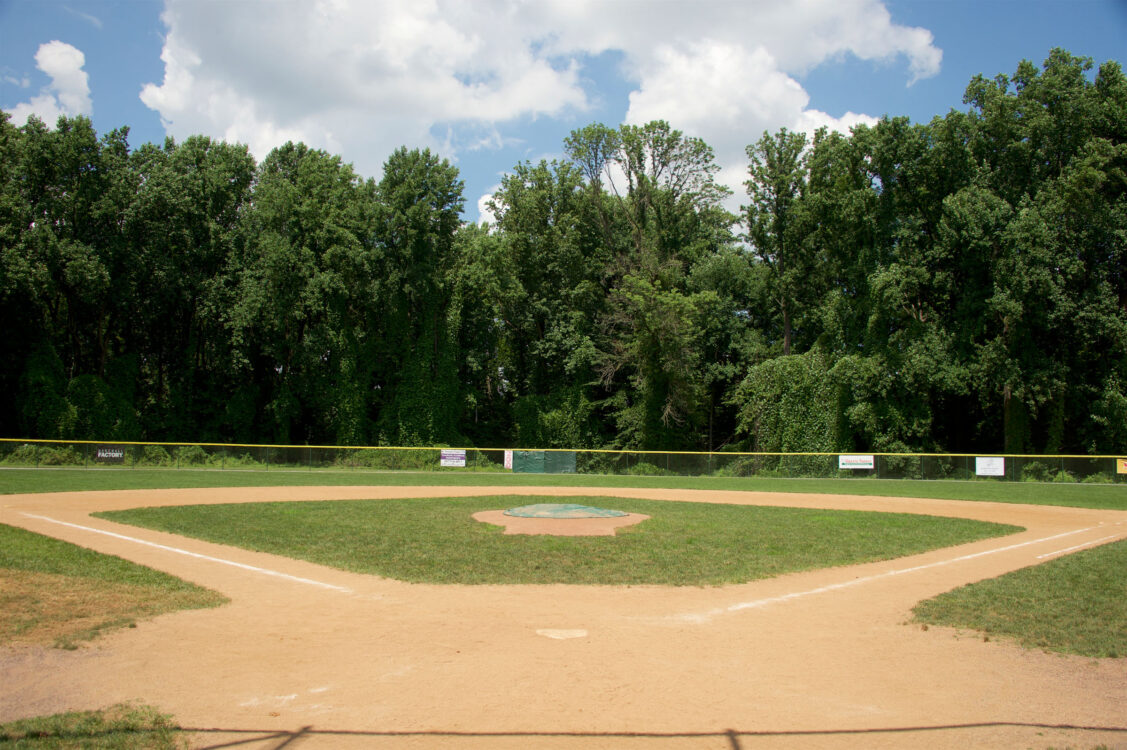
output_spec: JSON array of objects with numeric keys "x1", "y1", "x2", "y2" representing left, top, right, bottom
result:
[
  {"x1": 975, "y1": 456, "x2": 1005, "y2": 477},
  {"x1": 838, "y1": 454, "x2": 875, "y2": 470},
  {"x1": 504, "y1": 450, "x2": 513, "y2": 470},
  {"x1": 440, "y1": 449, "x2": 466, "y2": 468}
]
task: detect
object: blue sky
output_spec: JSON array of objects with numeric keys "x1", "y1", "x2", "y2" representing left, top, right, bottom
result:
[{"x1": 2, "y1": 0, "x2": 1124, "y2": 222}]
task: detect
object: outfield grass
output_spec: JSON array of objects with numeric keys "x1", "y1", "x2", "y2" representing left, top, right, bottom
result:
[
  {"x1": 0, "y1": 704, "x2": 185, "y2": 749},
  {"x1": 2, "y1": 467, "x2": 1124, "y2": 509},
  {"x1": 913, "y1": 539, "x2": 1127, "y2": 658},
  {"x1": 0, "y1": 524, "x2": 227, "y2": 648},
  {"x1": 97, "y1": 495, "x2": 1018, "y2": 586}
]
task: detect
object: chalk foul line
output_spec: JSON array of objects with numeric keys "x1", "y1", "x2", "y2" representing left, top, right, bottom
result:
[
  {"x1": 1036, "y1": 534, "x2": 1120, "y2": 560},
  {"x1": 676, "y1": 526, "x2": 1112, "y2": 624},
  {"x1": 20, "y1": 513, "x2": 353, "y2": 594}
]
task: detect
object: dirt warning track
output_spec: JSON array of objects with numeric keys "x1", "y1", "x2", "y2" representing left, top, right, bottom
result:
[{"x1": 2, "y1": 485, "x2": 1126, "y2": 749}]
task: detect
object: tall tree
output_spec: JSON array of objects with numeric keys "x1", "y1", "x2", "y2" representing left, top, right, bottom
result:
[
  {"x1": 231, "y1": 142, "x2": 377, "y2": 444},
  {"x1": 485, "y1": 159, "x2": 608, "y2": 446},
  {"x1": 374, "y1": 147, "x2": 465, "y2": 445},
  {"x1": 124, "y1": 135, "x2": 256, "y2": 439},
  {"x1": 745, "y1": 127, "x2": 809, "y2": 356},
  {"x1": 565, "y1": 121, "x2": 736, "y2": 449}
]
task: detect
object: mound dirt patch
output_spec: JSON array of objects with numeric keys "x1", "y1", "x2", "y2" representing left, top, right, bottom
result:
[{"x1": 473, "y1": 504, "x2": 649, "y2": 536}]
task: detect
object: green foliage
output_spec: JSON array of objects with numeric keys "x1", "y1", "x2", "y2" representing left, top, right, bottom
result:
[
  {"x1": 1021, "y1": 461, "x2": 1052, "y2": 482},
  {"x1": 623, "y1": 462, "x2": 676, "y2": 477},
  {"x1": 733, "y1": 349, "x2": 839, "y2": 452},
  {"x1": 512, "y1": 386, "x2": 599, "y2": 448},
  {"x1": 0, "y1": 443, "x2": 84, "y2": 466},
  {"x1": 172, "y1": 444, "x2": 208, "y2": 466},
  {"x1": 745, "y1": 127, "x2": 812, "y2": 356},
  {"x1": 17, "y1": 345, "x2": 74, "y2": 439},
  {"x1": 139, "y1": 445, "x2": 172, "y2": 467},
  {"x1": 0, "y1": 49, "x2": 1124, "y2": 457}
]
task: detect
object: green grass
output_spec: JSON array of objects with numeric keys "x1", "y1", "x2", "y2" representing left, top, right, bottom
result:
[
  {"x1": 0, "y1": 704, "x2": 185, "y2": 749},
  {"x1": 97, "y1": 495, "x2": 1018, "y2": 586},
  {"x1": 2, "y1": 467, "x2": 1124, "y2": 509},
  {"x1": 913, "y1": 539, "x2": 1127, "y2": 658},
  {"x1": 0, "y1": 524, "x2": 227, "y2": 648}
]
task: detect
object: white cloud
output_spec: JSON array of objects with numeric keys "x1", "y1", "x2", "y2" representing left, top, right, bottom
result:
[
  {"x1": 138, "y1": 0, "x2": 940, "y2": 194},
  {"x1": 7, "y1": 41, "x2": 92, "y2": 127},
  {"x1": 140, "y1": 0, "x2": 589, "y2": 180},
  {"x1": 794, "y1": 108, "x2": 879, "y2": 137},
  {"x1": 65, "y1": 6, "x2": 104, "y2": 30},
  {"x1": 476, "y1": 184, "x2": 502, "y2": 226}
]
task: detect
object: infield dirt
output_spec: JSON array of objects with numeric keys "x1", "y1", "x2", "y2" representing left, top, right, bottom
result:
[{"x1": 2, "y1": 485, "x2": 1126, "y2": 749}]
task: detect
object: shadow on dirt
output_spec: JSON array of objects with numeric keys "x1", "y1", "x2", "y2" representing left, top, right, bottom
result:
[{"x1": 187, "y1": 722, "x2": 1127, "y2": 749}]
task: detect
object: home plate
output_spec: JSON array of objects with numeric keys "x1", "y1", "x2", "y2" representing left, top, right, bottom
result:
[{"x1": 536, "y1": 629, "x2": 588, "y2": 640}]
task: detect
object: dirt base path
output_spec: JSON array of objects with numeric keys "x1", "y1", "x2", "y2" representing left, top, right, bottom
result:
[{"x1": 2, "y1": 485, "x2": 1126, "y2": 749}]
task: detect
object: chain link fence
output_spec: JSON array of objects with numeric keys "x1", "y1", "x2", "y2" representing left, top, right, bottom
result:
[{"x1": 1, "y1": 439, "x2": 1124, "y2": 484}]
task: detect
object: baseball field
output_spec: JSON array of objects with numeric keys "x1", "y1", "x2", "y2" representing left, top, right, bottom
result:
[{"x1": 2, "y1": 469, "x2": 1125, "y2": 749}]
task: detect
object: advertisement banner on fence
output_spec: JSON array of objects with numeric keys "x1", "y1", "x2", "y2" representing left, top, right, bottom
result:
[
  {"x1": 95, "y1": 446, "x2": 125, "y2": 464},
  {"x1": 838, "y1": 454, "x2": 875, "y2": 470},
  {"x1": 504, "y1": 450, "x2": 513, "y2": 470},
  {"x1": 440, "y1": 449, "x2": 466, "y2": 468},
  {"x1": 976, "y1": 456, "x2": 1005, "y2": 477},
  {"x1": 1118, "y1": 458, "x2": 1127, "y2": 475}
]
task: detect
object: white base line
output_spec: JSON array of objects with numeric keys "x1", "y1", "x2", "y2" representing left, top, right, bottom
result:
[
  {"x1": 20, "y1": 513, "x2": 352, "y2": 594},
  {"x1": 676, "y1": 526, "x2": 1105, "y2": 623},
  {"x1": 1036, "y1": 534, "x2": 1120, "y2": 559}
]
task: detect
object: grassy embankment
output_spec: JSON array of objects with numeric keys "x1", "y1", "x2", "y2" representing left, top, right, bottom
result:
[{"x1": 0, "y1": 523, "x2": 226, "y2": 649}]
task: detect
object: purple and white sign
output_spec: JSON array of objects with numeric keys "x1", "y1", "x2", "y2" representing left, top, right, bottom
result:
[{"x1": 440, "y1": 449, "x2": 466, "y2": 468}]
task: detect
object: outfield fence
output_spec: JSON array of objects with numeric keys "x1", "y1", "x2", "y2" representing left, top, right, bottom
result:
[{"x1": 1, "y1": 438, "x2": 1125, "y2": 484}]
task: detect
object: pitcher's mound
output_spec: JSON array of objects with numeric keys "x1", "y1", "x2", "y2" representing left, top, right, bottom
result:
[{"x1": 473, "y1": 503, "x2": 649, "y2": 536}]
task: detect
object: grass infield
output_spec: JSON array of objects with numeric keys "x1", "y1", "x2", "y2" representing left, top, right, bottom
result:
[
  {"x1": 0, "y1": 524, "x2": 227, "y2": 649},
  {"x1": 97, "y1": 495, "x2": 1018, "y2": 586},
  {"x1": 2, "y1": 467, "x2": 1125, "y2": 509}
]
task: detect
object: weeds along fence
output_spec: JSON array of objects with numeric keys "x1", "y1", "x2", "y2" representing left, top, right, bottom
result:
[{"x1": 1, "y1": 439, "x2": 1125, "y2": 484}]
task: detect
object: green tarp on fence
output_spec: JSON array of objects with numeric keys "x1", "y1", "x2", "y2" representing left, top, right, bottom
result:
[{"x1": 512, "y1": 450, "x2": 576, "y2": 474}]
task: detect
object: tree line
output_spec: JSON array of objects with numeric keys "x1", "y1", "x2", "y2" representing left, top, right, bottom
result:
[{"x1": 2, "y1": 49, "x2": 1125, "y2": 454}]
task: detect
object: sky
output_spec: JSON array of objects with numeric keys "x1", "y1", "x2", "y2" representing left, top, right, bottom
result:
[{"x1": 1, "y1": 0, "x2": 1125, "y2": 223}]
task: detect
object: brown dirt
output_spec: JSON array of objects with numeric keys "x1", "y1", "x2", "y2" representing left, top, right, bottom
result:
[{"x1": 2, "y1": 485, "x2": 1126, "y2": 749}]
